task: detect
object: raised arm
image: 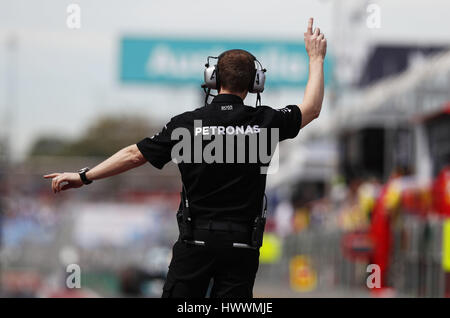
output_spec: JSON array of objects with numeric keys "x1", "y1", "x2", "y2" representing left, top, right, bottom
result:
[
  {"x1": 299, "y1": 17, "x2": 327, "y2": 128},
  {"x1": 43, "y1": 144, "x2": 145, "y2": 193}
]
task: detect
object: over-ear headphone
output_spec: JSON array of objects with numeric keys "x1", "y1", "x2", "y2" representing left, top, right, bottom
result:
[{"x1": 202, "y1": 49, "x2": 267, "y2": 106}]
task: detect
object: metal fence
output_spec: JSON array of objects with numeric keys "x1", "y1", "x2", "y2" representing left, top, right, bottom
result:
[{"x1": 258, "y1": 213, "x2": 448, "y2": 297}]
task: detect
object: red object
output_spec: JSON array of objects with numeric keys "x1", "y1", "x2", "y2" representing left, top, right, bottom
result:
[
  {"x1": 341, "y1": 231, "x2": 374, "y2": 262},
  {"x1": 432, "y1": 166, "x2": 450, "y2": 217},
  {"x1": 401, "y1": 186, "x2": 430, "y2": 217},
  {"x1": 369, "y1": 180, "x2": 394, "y2": 288}
]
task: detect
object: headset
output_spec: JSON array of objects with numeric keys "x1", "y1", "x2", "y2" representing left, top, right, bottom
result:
[{"x1": 201, "y1": 49, "x2": 267, "y2": 106}]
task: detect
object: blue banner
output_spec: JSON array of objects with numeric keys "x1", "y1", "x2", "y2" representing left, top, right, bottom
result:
[{"x1": 120, "y1": 37, "x2": 332, "y2": 88}]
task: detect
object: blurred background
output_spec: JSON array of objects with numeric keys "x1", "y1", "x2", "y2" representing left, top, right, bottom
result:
[{"x1": 1, "y1": 0, "x2": 450, "y2": 298}]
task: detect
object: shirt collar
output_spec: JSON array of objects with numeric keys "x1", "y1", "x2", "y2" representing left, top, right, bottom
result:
[{"x1": 211, "y1": 94, "x2": 244, "y2": 105}]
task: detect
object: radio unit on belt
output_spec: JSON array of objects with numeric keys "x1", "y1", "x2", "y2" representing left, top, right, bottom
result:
[
  {"x1": 176, "y1": 185, "x2": 194, "y2": 241},
  {"x1": 250, "y1": 194, "x2": 267, "y2": 248},
  {"x1": 176, "y1": 185, "x2": 268, "y2": 249}
]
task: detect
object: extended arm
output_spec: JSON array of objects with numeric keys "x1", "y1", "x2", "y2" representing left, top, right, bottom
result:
[
  {"x1": 44, "y1": 144, "x2": 146, "y2": 193},
  {"x1": 299, "y1": 18, "x2": 327, "y2": 128}
]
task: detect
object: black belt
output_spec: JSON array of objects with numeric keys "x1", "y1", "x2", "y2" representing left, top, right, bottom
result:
[
  {"x1": 183, "y1": 219, "x2": 256, "y2": 249},
  {"x1": 192, "y1": 219, "x2": 250, "y2": 233}
]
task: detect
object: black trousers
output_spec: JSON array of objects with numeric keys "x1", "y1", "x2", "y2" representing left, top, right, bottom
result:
[{"x1": 162, "y1": 230, "x2": 260, "y2": 298}]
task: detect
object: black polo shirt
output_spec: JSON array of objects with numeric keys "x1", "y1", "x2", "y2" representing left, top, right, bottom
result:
[{"x1": 137, "y1": 94, "x2": 302, "y2": 223}]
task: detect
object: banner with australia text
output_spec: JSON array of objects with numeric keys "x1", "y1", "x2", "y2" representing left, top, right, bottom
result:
[{"x1": 120, "y1": 36, "x2": 332, "y2": 88}]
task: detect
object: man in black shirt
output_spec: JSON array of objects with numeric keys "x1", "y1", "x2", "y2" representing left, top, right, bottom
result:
[{"x1": 44, "y1": 18, "x2": 327, "y2": 297}]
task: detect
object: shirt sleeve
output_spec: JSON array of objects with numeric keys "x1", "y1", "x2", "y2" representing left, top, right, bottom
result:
[
  {"x1": 136, "y1": 118, "x2": 178, "y2": 169},
  {"x1": 271, "y1": 105, "x2": 303, "y2": 141}
]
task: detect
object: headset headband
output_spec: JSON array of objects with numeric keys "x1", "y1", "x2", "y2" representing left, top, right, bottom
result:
[{"x1": 202, "y1": 49, "x2": 266, "y2": 106}]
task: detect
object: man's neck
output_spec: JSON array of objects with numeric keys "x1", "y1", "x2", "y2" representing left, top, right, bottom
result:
[{"x1": 219, "y1": 89, "x2": 247, "y2": 101}]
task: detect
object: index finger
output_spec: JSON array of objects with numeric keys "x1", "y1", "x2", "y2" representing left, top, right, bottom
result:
[
  {"x1": 307, "y1": 17, "x2": 314, "y2": 34},
  {"x1": 44, "y1": 173, "x2": 59, "y2": 179}
]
